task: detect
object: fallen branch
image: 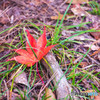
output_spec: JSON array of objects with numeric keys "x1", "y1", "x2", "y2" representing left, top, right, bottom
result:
[{"x1": 41, "y1": 52, "x2": 72, "y2": 99}]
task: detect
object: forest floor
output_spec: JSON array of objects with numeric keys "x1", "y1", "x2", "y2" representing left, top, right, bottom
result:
[{"x1": 0, "y1": 0, "x2": 100, "y2": 100}]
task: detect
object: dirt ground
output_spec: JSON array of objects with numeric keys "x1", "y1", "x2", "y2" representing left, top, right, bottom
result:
[{"x1": 0, "y1": 0, "x2": 100, "y2": 100}]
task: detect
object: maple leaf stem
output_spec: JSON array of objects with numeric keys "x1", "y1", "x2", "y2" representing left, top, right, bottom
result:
[{"x1": 36, "y1": 62, "x2": 44, "y2": 85}]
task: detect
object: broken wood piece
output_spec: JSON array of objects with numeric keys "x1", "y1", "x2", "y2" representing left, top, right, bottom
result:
[{"x1": 41, "y1": 52, "x2": 72, "y2": 99}]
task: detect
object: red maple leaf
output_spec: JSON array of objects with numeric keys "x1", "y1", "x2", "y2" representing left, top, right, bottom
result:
[{"x1": 8, "y1": 27, "x2": 56, "y2": 66}]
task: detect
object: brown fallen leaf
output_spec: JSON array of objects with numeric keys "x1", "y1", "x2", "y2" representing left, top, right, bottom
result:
[
  {"x1": 90, "y1": 29, "x2": 100, "y2": 40},
  {"x1": 71, "y1": 4, "x2": 91, "y2": 17},
  {"x1": 66, "y1": 0, "x2": 89, "y2": 4},
  {"x1": 8, "y1": 68, "x2": 29, "y2": 87},
  {"x1": 51, "y1": 14, "x2": 75, "y2": 20},
  {"x1": 90, "y1": 48, "x2": 100, "y2": 56},
  {"x1": 82, "y1": 89, "x2": 94, "y2": 93},
  {"x1": 45, "y1": 88, "x2": 56, "y2": 100},
  {"x1": 14, "y1": 69, "x2": 29, "y2": 87},
  {"x1": 0, "y1": 17, "x2": 9, "y2": 24},
  {"x1": 51, "y1": 14, "x2": 67, "y2": 20},
  {"x1": 0, "y1": 10, "x2": 10, "y2": 24}
]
